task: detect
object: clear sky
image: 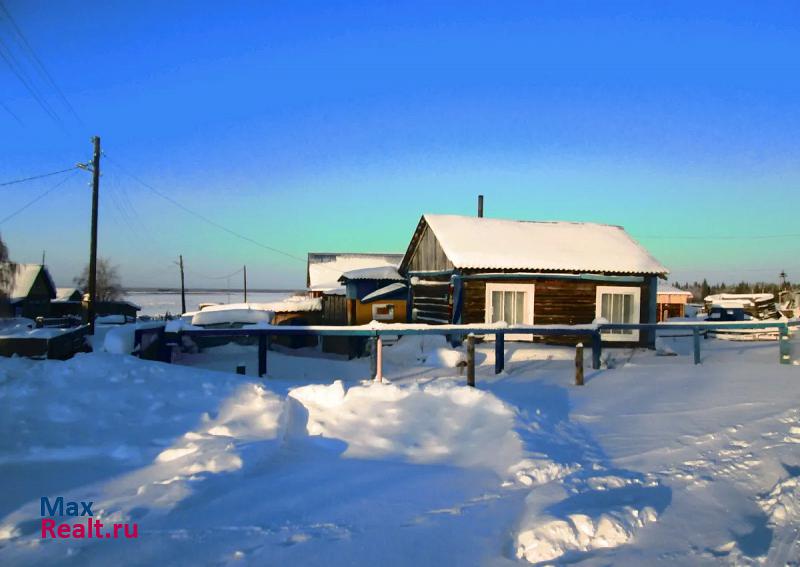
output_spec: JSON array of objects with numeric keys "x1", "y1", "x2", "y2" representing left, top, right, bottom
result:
[{"x1": 1, "y1": 1, "x2": 798, "y2": 289}]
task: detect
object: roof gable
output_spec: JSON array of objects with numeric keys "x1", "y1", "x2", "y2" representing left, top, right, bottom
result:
[
  {"x1": 401, "y1": 214, "x2": 668, "y2": 275},
  {"x1": 4, "y1": 263, "x2": 57, "y2": 301}
]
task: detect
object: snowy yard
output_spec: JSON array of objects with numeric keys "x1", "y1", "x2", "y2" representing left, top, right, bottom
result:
[{"x1": 0, "y1": 333, "x2": 798, "y2": 565}]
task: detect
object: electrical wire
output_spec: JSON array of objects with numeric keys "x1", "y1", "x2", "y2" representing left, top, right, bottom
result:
[
  {"x1": 0, "y1": 35, "x2": 63, "y2": 127},
  {"x1": 184, "y1": 266, "x2": 244, "y2": 280},
  {"x1": 0, "y1": 1, "x2": 83, "y2": 125},
  {"x1": 0, "y1": 99, "x2": 22, "y2": 125},
  {"x1": 0, "y1": 166, "x2": 76, "y2": 186},
  {"x1": 0, "y1": 169, "x2": 79, "y2": 225},
  {"x1": 636, "y1": 233, "x2": 800, "y2": 240},
  {"x1": 105, "y1": 154, "x2": 311, "y2": 265}
]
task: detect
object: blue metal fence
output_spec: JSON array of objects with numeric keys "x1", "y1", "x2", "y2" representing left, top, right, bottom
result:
[{"x1": 151, "y1": 320, "x2": 799, "y2": 378}]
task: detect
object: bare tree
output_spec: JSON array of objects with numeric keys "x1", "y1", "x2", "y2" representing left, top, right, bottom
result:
[{"x1": 74, "y1": 258, "x2": 123, "y2": 302}]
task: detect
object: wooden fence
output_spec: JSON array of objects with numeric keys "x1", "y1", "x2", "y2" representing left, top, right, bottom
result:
[{"x1": 132, "y1": 320, "x2": 799, "y2": 382}]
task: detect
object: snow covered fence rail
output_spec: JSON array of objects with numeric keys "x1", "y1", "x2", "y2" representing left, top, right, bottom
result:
[
  {"x1": 603, "y1": 320, "x2": 798, "y2": 365},
  {"x1": 156, "y1": 320, "x2": 799, "y2": 381}
]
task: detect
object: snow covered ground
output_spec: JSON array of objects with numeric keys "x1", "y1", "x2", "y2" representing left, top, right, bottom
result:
[
  {"x1": 0, "y1": 331, "x2": 798, "y2": 565},
  {"x1": 125, "y1": 291, "x2": 296, "y2": 317}
]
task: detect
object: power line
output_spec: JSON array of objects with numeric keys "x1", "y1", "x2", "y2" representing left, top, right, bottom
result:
[
  {"x1": 636, "y1": 232, "x2": 800, "y2": 240},
  {"x1": 0, "y1": 35, "x2": 63, "y2": 128},
  {"x1": 0, "y1": 99, "x2": 22, "y2": 125},
  {"x1": 0, "y1": 170, "x2": 79, "y2": 225},
  {"x1": 0, "y1": 166, "x2": 76, "y2": 187},
  {"x1": 184, "y1": 266, "x2": 244, "y2": 280},
  {"x1": 0, "y1": 1, "x2": 83, "y2": 125},
  {"x1": 105, "y1": 154, "x2": 311, "y2": 266}
]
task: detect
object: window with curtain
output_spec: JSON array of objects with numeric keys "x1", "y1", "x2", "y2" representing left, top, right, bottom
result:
[{"x1": 596, "y1": 286, "x2": 641, "y2": 341}]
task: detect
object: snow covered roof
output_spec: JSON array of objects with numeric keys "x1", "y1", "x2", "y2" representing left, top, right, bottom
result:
[
  {"x1": 704, "y1": 293, "x2": 774, "y2": 307},
  {"x1": 657, "y1": 282, "x2": 693, "y2": 296},
  {"x1": 339, "y1": 265, "x2": 404, "y2": 282},
  {"x1": 361, "y1": 282, "x2": 408, "y2": 303},
  {"x1": 4, "y1": 263, "x2": 57, "y2": 301},
  {"x1": 403, "y1": 215, "x2": 668, "y2": 275},
  {"x1": 307, "y1": 253, "x2": 404, "y2": 293},
  {"x1": 54, "y1": 287, "x2": 82, "y2": 302}
]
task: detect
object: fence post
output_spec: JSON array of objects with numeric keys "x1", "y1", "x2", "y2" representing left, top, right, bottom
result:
[
  {"x1": 236, "y1": 364, "x2": 246, "y2": 375},
  {"x1": 467, "y1": 334, "x2": 475, "y2": 387},
  {"x1": 575, "y1": 342, "x2": 584, "y2": 386},
  {"x1": 370, "y1": 336, "x2": 378, "y2": 380},
  {"x1": 375, "y1": 335, "x2": 383, "y2": 382},
  {"x1": 258, "y1": 334, "x2": 267, "y2": 377},
  {"x1": 591, "y1": 331, "x2": 602, "y2": 370},
  {"x1": 780, "y1": 324, "x2": 791, "y2": 365},
  {"x1": 133, "y1": 328, "x2": 143, "y2": 356},
  {"x1": 693, "y1": 327, "x2": 701, "y2": 365},
  {"x1": 495, "y1": 333, "x2": 505, "y2": 374}
]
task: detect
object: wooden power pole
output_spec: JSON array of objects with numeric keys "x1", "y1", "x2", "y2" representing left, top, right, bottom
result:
[
  {"x1": 243, "y1": 265, "x2": 248, "y2": 303},
  {"x1": 179, "y1": 255, "x2": 186, "y2": 314},
  {"x1": 86, "y1": 136, "x2": 101, "y2": 334}
]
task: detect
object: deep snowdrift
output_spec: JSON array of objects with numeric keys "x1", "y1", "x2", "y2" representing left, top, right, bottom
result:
[{"x1": 0, "y1": 331, "x2": 798, "y2": 565}]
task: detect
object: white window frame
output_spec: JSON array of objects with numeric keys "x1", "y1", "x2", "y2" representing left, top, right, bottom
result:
[
  {"x1": 595, "y1": 285, "x2": 641, "y2": 342},
  {"x1": 484, "y1": 283, "x2": 535, "y2": 340},
  {"x1": 371, "y1": 303, "x2": 395, "y2": 321}
]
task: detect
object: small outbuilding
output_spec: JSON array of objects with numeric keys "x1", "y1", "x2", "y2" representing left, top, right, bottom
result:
[
  {"x1": 307, "y1": 252, "x2": 404, "y2": 355},
  {"x1": 656, "y1": 282, "x2": 693, "y2": 321},
  {"x1": 339, "y1": 266, "x2": 408, "y2": 325},
  {"x1": 399, "y1": 214, "x2": 668, "y2": 347},
  {"x1": 54, "y1": 287, "x2": 83, "y2": 302},
  {"x1": 3, "y1": 264, "x2": 57, "y2": 318}
]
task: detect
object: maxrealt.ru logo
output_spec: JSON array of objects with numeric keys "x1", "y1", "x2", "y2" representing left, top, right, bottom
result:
[{"x1": 40, "y1": 497, "x2": 139, "y2": 540}]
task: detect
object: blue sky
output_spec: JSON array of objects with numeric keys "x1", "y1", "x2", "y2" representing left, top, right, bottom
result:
[{"x1": 1, "y1": 1, "x2": 798, "y2": 288}]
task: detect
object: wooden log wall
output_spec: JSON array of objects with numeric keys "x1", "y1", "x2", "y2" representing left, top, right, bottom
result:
[
  {"x1": 461, "y1": 275, "x2": 654, "y2": 347},
  {"x1": 410, "y1": 278, "x2": 451, "y2": 324}
]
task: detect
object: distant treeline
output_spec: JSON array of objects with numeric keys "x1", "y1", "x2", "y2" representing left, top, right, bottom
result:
[{"x1": 671, "y1": 280, "x2": 796, "y2": 301}]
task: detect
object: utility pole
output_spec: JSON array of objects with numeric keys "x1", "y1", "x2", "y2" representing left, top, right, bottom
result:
[
  {"x1": 86, "y1": 136, "x2": 101, "y2": 334},
  {"x1": 243, "y1": 265, "x2": 248, "y2": 303},
  {"x1": 179, "y1": 255, "x2": 186, "y2": 314}
]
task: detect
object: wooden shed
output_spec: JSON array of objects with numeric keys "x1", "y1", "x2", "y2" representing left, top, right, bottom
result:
[
  {"x1": 3, "y1": 263, "x2": 57, "y2": 318},
  {"x1": 339, "y1": 266, "x2": 408, "y2": 325},
  {"x1": 399, "y1": 214, "x2": 668, "y2": 347},
  {"x1": 656, "y1": 282, "x2": 693, "y2": 321},
  {"x1": 306, "y1": 252, "x2": 404, "y2": 355}
]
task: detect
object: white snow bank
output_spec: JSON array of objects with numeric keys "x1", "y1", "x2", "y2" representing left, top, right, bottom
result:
[
  {"x1": 102, "y1": 325, "x2": 136, "y2": 354},
  {"x1": 97, "y1": 322, "x2": 165, "y2": 354},
  {"x1": 515, "y1": 474, "x2": 660, "y2": 564},
  {"x1": 98, "y1": 383, "x2": 286, "y2": 521},
  {"x1": 382, "y1": 335, "x2": 465, "y2": 368},
  {"x1": 0, "y1": 354, "x2": 284, "y2": 539},
  {"x1": 289, "y1": 380, "x2": 523, "y2": 476}
]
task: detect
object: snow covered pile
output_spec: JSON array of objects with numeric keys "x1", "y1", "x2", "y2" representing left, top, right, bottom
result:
[
  {"x1": 289, "y1": 380, "x2": 523, "y2": 476},
  {"x1": 515, "y1": 471, "x2": 663, "y2": 563},
  {"x1": 97, "y1": 383, "x2": 286, "y2": 524},
  {"x1": 381, "y1": 335, "x2": 466, "y2": 368}
]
